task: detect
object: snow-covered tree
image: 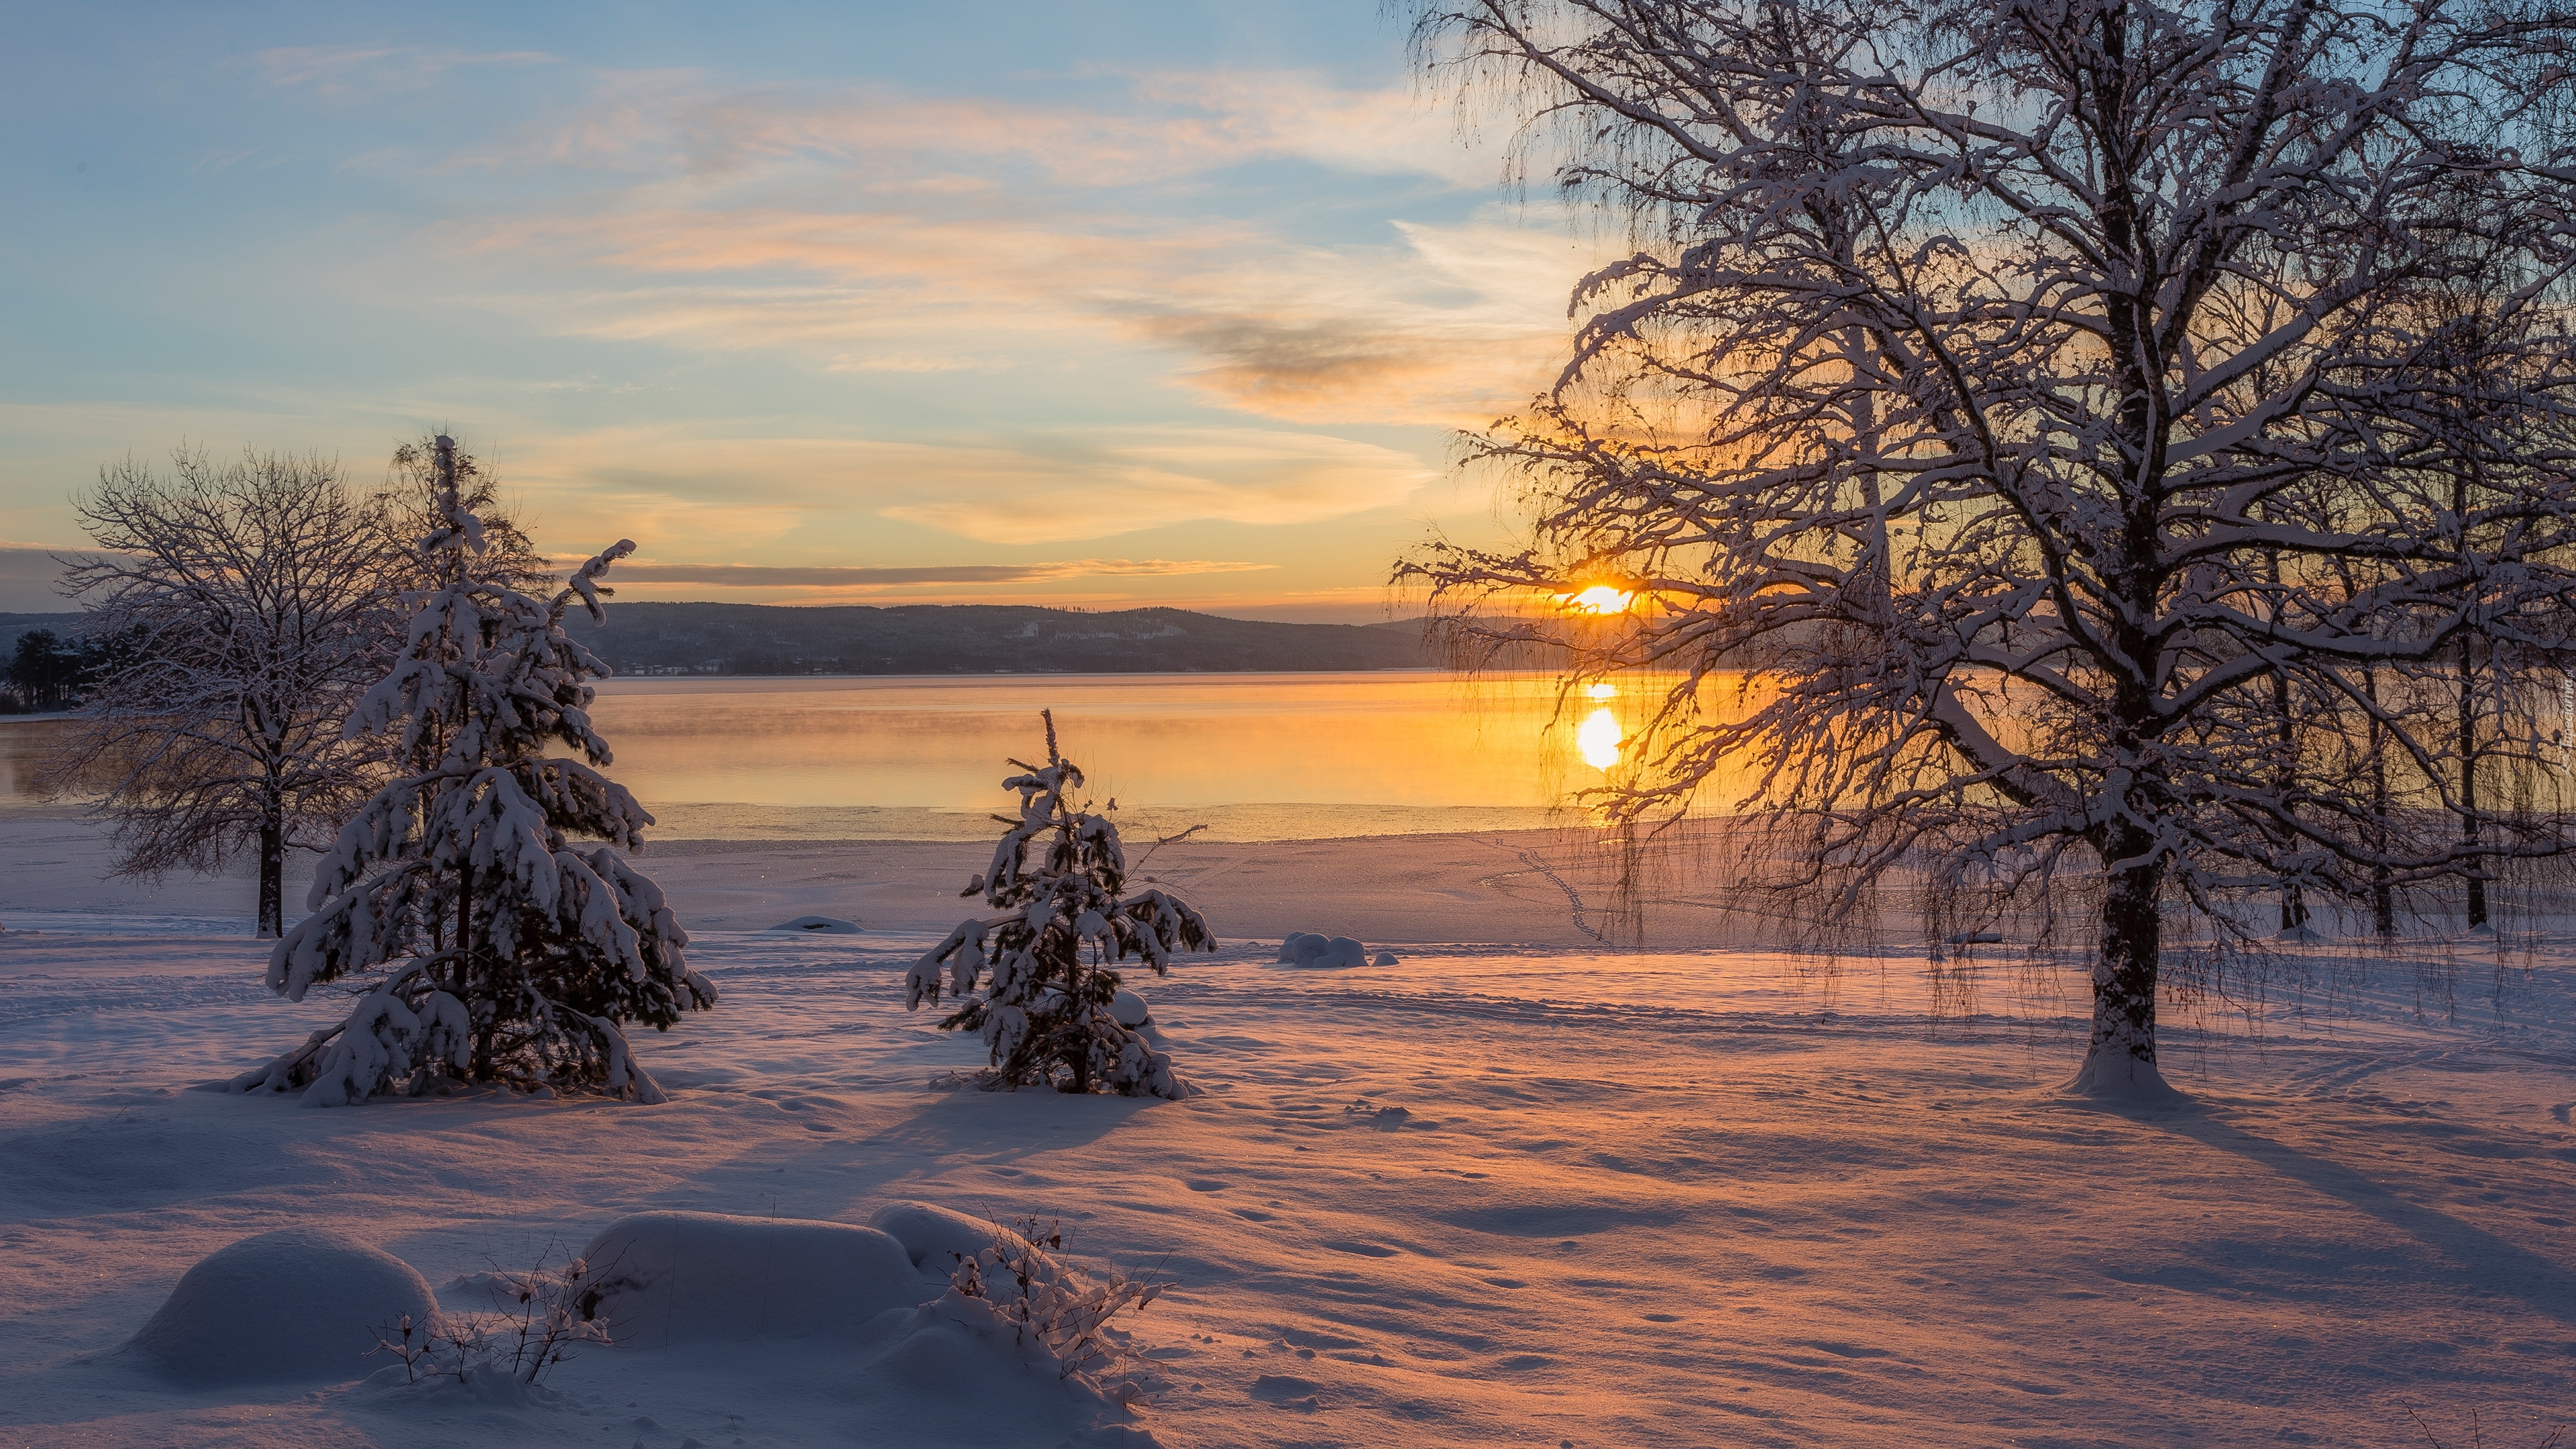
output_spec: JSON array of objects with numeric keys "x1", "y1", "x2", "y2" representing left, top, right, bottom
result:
[
  {"x1": 1403, "y1": 0, "x2": 2576, "y2": 1095},
  {"x1": 374, "y1": 433, "x2": 555, "y2": 596},
  {"x1": 906, "y1": 712, "x2": 1210, "y2": 1097},
  {"x1": 46, "y1": 449, "x2": 405, "y2": 936},
  {"x1": 227, "y1": 435, "x2": 712, "y2": 1105}
]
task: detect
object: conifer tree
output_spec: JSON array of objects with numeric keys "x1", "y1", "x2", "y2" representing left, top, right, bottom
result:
[
  {"x1": 907, "y1": 712, "x2": 1210, "y2": 1097},
  {"x1": 227, "y1": 436, "x2": 713, "y2": 1106}
]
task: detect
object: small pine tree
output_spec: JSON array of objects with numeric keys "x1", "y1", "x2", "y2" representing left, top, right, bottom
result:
[
  {"x1": 227, "y1": 436, "x2": 713, "y2": 1106},
  {"x1": 906, "y1": 712, "x2": 1210, "y2": 1097}
]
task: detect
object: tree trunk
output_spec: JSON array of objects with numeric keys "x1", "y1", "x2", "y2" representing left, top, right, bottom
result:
[
  {"x1": 258, "y1": 800, "x2": 284, "y2": 940},
  {"x1": 2070, "y1": 839, "x2": 2174, "y2": 1099},
  {"x1": 2272, "y1": 664, "x2": 2306, "y2": 934},
  {"x1": 2461, "y1": 636, "x2": 2487, "y2": 929},
  {"x1": 462, "y1": 867, "x2": 489, "y2": 1081},
  {"x1": 1065, "y1": 949, "x2": 1092, "y2": 1094},
  {"x1": 2367, "y1": 667, "x2": 2394, "y2": 938},
  {"x1": 2263, "y1": 553, "x2": 2306, "y2": 935}
]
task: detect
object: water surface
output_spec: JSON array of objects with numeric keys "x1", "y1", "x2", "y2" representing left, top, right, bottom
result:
[
  {"x1": 588, "y1": 672, "x2": 1614, "y2": 840},
  {"x1": 1, "y1": 673, "x2": 1646, "y2": 841}
]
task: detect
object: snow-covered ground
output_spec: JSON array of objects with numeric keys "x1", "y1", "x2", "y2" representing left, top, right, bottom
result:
[{"x1": 3, "y1": 814, "x2": 2573, "y2": 1447}]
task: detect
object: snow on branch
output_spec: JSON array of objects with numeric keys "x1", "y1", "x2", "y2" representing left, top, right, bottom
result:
[
  {"x1": 228, "y1": 435, "x2": 712, "y2": 1105},
  {"x1": 906, "y1": 710, "x2": 1211, "y2": 1097}
]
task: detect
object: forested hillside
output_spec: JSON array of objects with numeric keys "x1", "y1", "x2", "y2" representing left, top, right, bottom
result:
[{"x1": 582, "y1": 602, "x2": 1429, "y2": 675}]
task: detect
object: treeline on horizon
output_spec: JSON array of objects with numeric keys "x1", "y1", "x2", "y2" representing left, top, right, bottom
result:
[
  {"x1": 585, "y1": 602, "x2": 1428, "y2": 676},
  {"x1": 0, "y1": 602, "x2": 1432, "y2": 687}
]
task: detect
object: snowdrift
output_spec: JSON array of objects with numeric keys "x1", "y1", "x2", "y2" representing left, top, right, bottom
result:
[
  {"x1": 869, "y1": 1200, "x2": 1060, "y2": 1282},
  {"x1": 127, "y1": 1228, "x2": 439, "y2": 1385},
  {"x1": 577, "y1": 1210, "x2": 926, "y2": 1346}
]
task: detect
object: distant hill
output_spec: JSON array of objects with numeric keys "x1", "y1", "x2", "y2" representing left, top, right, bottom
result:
[
  {"x1": 0, "y1": 612, "x2": 86, "y2": 658},
  {"x1": 582, "y1": 603, "x2": 1430, "y2": 676}
]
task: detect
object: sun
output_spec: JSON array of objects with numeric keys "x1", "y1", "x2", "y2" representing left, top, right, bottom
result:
[{"x1": 1562, "y1": 584, "x2": 1633, "y2": 615}]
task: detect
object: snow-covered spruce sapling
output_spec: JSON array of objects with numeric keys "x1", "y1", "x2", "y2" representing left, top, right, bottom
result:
[
  {"x1": 227, "y1": 435, "x2": 713, "y2": 1106},
  {"x1": 906, "y1": 711, "x2": 1210, "y2": 1096}
]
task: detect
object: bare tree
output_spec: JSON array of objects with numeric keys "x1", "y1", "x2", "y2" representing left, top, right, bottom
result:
[
  {"x1": 1403, "y1": 0, "x2": 2576, "y2": 1095},
  {"x1": 46, "y1": 449, "x2": 404, "y2": 936}
]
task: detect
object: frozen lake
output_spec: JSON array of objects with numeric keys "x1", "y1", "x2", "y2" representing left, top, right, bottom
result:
[{"x1": 1, "y1": 672, "x2": 1656, "y2": 841}]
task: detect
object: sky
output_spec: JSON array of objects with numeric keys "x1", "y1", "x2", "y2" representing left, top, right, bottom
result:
[{"x1": 0, "y1": 1, "x2": 1596, "y2": 620}]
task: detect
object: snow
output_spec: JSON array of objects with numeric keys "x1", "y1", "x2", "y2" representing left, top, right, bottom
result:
[
  {"x1": 869, "y1": 1201, "x2": 1055, "y2": 1281},
  {"x1": 576, "y1": 1211, "x2": 926, "y2": 1346},
  {"x1": 126, "y1": 1228, "x2": 439, "y2": 1385},
  {"x1": 3, "y1": 818, "x2": 2575, "y2": 1446},
  {"x1": 1110, "y1": 988, "x2": 1152, "y2": 1028}
]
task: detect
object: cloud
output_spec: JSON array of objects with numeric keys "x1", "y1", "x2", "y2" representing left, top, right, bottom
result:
[
  {"x1": 398, "y1": 63, "x2": 1594, "y2": 427},
  {"x1": 0, "y1": 544, "x2": 102, "y2": 614},
  {"x1": 496, "y1": 425, "x2": 1438, "y2": 545},
  {"x1": 600, "y1": 558, "x2": 1272, "y2": 588},
  {"x1": 873, "y1": 428, "x2": 1440, "y2": 541},
  {"x1": 252, "y1": 45, "x2": 554, "y2": 97},
  {"x1": 458, "y1": 203, "x2": 1590, "y2": 427},
  {"x1": 474, "y1": 68, "x2": 1479, "y2": 188}
]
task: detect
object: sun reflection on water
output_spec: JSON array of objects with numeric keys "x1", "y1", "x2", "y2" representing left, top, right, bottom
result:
[{"x1": 1576, "y1": 706, "x2": 1623, "y2": 769}]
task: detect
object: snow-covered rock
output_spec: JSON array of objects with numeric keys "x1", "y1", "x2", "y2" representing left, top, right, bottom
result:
[
  {"x1": 768, "y1": 914, "x2": 863, "y2": 934},
  {"x1": 1279, "y1": 932, "x2": 1371, "y2": 969},
  {"x1": 126, "y1": 1228, "x2": 437, "y2": 1384},
  {"x1": 576, "y1": 1211, "x2": 926, "y2": 1347}
]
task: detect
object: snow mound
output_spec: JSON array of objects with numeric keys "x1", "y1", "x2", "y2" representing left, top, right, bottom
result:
[
  {"x1": 1277, "y1": 932, "x2": 1373, "y2": 969},
  {"x1": 127, "y1": 1228, "x2": 437, "y2": 1385},
  {"x1": 858, "y1": 1291, "x2": 1155, "y2": 1440},
  {"x1": 768, "y1": 914, "x2": 863, "y2": 934},
  {"x1": 869, "y1": 1201, "x2": 1059, "y2": 1283},
  {"x1": 576, "y1": 1211, "x2": 926, "y2": 1347},
  {"x1": 1109, "y1": 987, "x2": 1152, "y2": 1028}
]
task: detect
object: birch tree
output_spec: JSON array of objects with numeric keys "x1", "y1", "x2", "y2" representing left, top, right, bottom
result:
[
  {"x1": 47, "y1": 450, "x2": 403, "y2": 936},
  {"x1": 1404, "y1": 0, "x2": 2576, "y2": 1095}
]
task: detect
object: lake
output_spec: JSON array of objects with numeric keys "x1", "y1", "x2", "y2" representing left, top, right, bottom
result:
[{"x1": 0, "y1": 672, "x2": 1651, "y2": 841}]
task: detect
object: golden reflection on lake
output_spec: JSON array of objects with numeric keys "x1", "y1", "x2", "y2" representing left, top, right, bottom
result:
[
  {"x1": 3, "y1": 673, "x2": 1752, "y2": 841},
  {"x1": 586, "y1": 673, "x2": 1619, "y2": 812}
]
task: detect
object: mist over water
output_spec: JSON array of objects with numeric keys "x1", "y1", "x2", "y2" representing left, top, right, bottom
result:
[
  {"x1": 586, "y1": 672, "x2": 1615, "y2": 841},
  {"x1": 0, "y1": 672, "x2": 1726, "y2": 840}
]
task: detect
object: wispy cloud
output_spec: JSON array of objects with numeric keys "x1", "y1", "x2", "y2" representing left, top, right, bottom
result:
[
  {"x1": 402, "y1": 64, "x2": 1592, "y2": 427},
  {"x1": 252, "y1": 45, "x2": 555, "y2": 97},
  {"x1": 472, "y1": 67, "x2": 1479, "y2": 187},
  {"x1": 599, "y1": 558, "x2": 1273, "y2": 588},
  {"x1": 496, "y1": 425, "x2": 1438, "y2": 545},
  {"x1": 871, "y1": 428, "x2": 1441, "y2": 541},
  {"x1": 458, "y1": 204, "x2": 1587, "y2": 427}
]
